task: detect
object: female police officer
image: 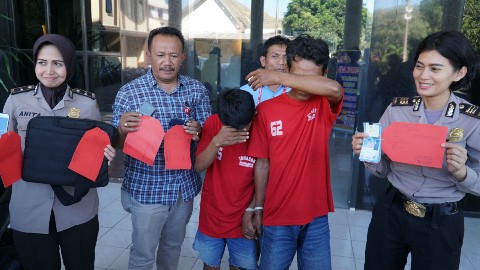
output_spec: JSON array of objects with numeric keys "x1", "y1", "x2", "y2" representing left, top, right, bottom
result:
[
  {"x1": 352, "y1": 31, "x2": 480, "y2": 270},
  {"x1": 2, "y1": 34, "x2": 116, "y2": 270}
]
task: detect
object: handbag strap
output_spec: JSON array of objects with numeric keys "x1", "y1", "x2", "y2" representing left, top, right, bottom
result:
[{"x1": 51, "y1": 180, "x2": 90, "y2": 206}]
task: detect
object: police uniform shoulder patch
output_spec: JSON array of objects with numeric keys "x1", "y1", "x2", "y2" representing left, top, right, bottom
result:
[
  {"x1": 10, "y1": 85, "x2": 36, "y2": 95},
  {"x1": 392, "y1": 96, "x2": 422, "y2": 111},
  {"x1": 459, "y1": 103, "x2": 480, "y2": 119},
  {"x1": 71, "y1": 88, "x2": 96, "y2": 100},
  {"x1": 392, "y1": 96, "x2": 420, "y2": 106}
]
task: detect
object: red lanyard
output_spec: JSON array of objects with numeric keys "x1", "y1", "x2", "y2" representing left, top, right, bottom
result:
[{"x1": 257, "y1": 86, "x2": 287, "y2": 105}]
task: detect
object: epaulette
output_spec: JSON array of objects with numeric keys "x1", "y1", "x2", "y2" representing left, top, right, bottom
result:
[
  {"x1": 391, "y1": 96, "x2": 421, "y2": 106},
  {"x1": 459, "y1": 103, "x2": 480, "y2": 119},
  {"x1": 71, "y1": 88, "x2": 96, "y2": 100},
  {"x1": 392, "y1": 96, "x2": 422, "y2": 111},
  {"x1": 10, "y1": 85, "x2": 36, "y2": 95}
]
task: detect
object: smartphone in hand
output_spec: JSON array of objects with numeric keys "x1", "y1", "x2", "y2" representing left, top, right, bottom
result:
[
  {"x1": 168, "y1": 118, "x2": 188, "y2": 127},
  {"x1": 139, "y1": 101, "x2": 156, "y2": 116}
]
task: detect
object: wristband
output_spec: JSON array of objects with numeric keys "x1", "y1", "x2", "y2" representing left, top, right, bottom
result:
[
  {"x1": 254, "y1": 207, "x2": 264, "y2": 211},
  {"x1": 245, "y1": 208, "x2": 255, "y2": 212}
]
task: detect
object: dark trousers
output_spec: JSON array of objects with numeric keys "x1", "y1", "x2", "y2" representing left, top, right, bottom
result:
[
  {"x1": 13, "y1": 213, "x2": 99, "y2": 270},
  {"x1": 364, "y1": 188, "x2": 464, "y2": 270}
]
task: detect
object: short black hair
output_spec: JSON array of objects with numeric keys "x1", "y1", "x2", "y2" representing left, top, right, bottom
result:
[
  {"x1": 217, "y1": 89, "x2": 255, "y2": 130},
  {"x1": 262, "y1": 35, "x2": 290, "y2": 57},
  {"x1": 414, "y1": 30, "x2": 478, "y2": 91},
  {"x1": 286, "y1": 34, "x2": 330, "y2": 73},
  {"x1": 148, "y1": 27, "x2": 185, "y2": 52}
]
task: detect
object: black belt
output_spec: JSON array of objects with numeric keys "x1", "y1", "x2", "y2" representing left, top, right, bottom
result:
[{"x1": 393, "y1": 189, "x2": 459, "y2": 217}]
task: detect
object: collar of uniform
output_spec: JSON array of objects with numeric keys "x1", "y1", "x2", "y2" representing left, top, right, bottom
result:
[
  {"x1": 32, "y1": 83, "x2": 65, "y2": 111},
  {"x1": 64, "y1": 85, "x2": 75, "y2": 101},
  {"x1": 440, "y1": 93, "x2": 461, "y2": 124}
]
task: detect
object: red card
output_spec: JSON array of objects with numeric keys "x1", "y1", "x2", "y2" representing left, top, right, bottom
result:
[
  {"x1": 0, "y1": 132, "x2": 22, "y2": 187},
  {"x1": 68, "y1": 127, "x2": 110, "y2": 181},
  {"x1": 382, "y1": 122, "x2": 448, "y2": 168},
  {"x1": 164, "y1": 125, "x2": 193, "y2": 170},
  {"x1": 124, "y1": 115, "x2": 165, "y2": 166}
]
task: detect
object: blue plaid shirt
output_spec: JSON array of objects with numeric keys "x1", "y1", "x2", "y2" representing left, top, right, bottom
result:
[{"x1": 112, "y1": 70, "x2": 211, "y2": 205}]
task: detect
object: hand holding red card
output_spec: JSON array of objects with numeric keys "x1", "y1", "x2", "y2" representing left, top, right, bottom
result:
[
  {"x1": 0, "y1": 132, "x2": 22, "y2": 187},
  {"x1": 164, "y1": 125, "x2": 192, "y2": 170},
  {"x1": 68, "y1": 127, "x2": 110, "y2": 181},
  {"x1": 382, "y1": 122, "x2": 448, "y2": 168},
  {"x1": 124, "y1": 115, "x2": 165, "y2": 166}
]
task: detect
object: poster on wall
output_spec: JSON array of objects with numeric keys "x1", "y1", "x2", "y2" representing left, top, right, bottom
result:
[{"x1": 334, "y1": 50, "x2": 361, "y2": 133}]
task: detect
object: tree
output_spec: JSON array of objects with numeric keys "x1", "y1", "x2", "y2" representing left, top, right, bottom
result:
[
  {"x1": 462, "y1": 0, "x2": 480, "y2": 54},
  {"x1": 283, "y1": 0, "x2": 367, "y2": 50}
]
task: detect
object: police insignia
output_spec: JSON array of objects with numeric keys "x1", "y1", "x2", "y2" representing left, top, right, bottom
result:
[
  {"x1": 459, "y1": 103, "x2": 480, "y2": 119},
  {"x1": 11, "y1": 85, "x2": 35, "y2": 95},
  {"x1": 71, "y1": 88, "x2": 96, "y2": 100},
  {"x1": 392, "y1": 96, "x2": 422, "y2": 111},
  {"x1": 68, "y1": 108, "x2": 80, "y2": 118},
  {"x1": 448, "y1": 128, "x2": 464, "y2": 142},
  {"x1": 445, "y1": 102, "x2": 456, "y2": 118}
]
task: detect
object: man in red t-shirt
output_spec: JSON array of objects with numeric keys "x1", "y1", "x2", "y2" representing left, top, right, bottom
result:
[
  {"x1": 193, "y1": 89, "x2": 257, "y2": 270},
  {"x1": 246, "y1": 35, "x2": 343, "y2": 270}
]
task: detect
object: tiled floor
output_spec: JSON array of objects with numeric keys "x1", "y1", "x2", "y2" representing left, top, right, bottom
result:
[{"x1": 94, "y1": 183, "x2": 480, "y2": 270}]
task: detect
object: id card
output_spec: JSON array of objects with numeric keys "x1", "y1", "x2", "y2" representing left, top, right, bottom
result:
[{"x1": 359, "y1": 122, "x2": 382, "y2": 163}]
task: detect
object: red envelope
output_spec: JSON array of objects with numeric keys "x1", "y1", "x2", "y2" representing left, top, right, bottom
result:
[
  {"x1": 124, "y1": 115, "x2": 165, "y2": 166},
  {"x1": 68, "y1": 127, "x2": 110, "y2": 181},
  {"x1": 164, "y1": 125, "x2": 193, "y2": 170},
  {"x1": 382, "y1": 122, "x2": 448, "y2": 168},
  {"x1": 0, "y1": 132, "x2": 22, "y2": 187}
]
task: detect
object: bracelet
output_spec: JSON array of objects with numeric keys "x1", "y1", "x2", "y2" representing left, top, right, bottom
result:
[
  {"x1": 254, "y1": 206, "x2": 264, "y2": 211},
  {"x1": 245, "y1": 208, "x2": 255, "y2": 212}
]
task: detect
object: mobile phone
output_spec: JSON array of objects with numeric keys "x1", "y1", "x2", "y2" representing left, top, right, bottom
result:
[
  {"x1": 0, "y1": 113, "x2": 9, "y2": 135},
  {"x1": 139, "y1": 101, "x2": 156, "y2": 116},
  {"x1": 169, "y1": 118, "x2": 188, "y2": 127}
]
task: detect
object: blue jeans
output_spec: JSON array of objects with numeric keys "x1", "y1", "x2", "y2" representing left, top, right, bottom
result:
[
  {"x1": 193, "y1": 230, "x2": 257, "y2": 269},
  {"x1": 121, "y1": 189, "x2": 193, "y2": 270},
  {"x1": 259, "y1": 215, "x2": 331, "y2": 270}
]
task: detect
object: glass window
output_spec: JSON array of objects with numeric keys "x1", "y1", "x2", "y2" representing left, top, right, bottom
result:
[
  {"x1": 14, "y1": 0, "x2": 45, "y2": 50},
  {"x1": 49, "y1": 0, "x2": 83, "y2": 50},
  {"x1": 86, "y1": 0, "x2": 120, "y2": 52},
  {"x1": 87, "y1": 55, "x2": 122, "y2": 112}
]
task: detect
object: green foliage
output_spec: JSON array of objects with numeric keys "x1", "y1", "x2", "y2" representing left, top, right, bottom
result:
[
  {"x1": 462, "y1": 0, "x2": 480, "y2": 54},
  {"x1": 0, "y1": 15, "x2": 33, "y2": 92},
  {"x1": 283, "y1": 0, "x2": 367, "y2": 50},
  {"x1": 370, "y1": 0, "x2": 443, "y2": 71}
]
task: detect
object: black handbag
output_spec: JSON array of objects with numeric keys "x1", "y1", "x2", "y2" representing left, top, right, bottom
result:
[{"x1": 22, "y1": 116, "x2": 116, "y2": 206}]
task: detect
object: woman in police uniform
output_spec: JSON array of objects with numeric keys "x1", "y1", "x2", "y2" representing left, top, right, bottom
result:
[
  {"x1": 2, "y1": 34, "x2": 116, "y2": 269},
  {"x1": 352, "y1": 31, "x2": 480, "y2": 270}
]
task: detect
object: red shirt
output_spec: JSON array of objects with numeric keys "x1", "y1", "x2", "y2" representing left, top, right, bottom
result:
[
  {"x1": 195, "y1": 114, "x2": 255, "y2": 238},
  {"x1": 247, "y1": 94, "x2": 342, "y2": 226}
]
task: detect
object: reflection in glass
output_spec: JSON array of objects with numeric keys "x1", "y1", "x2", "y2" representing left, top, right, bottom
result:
[
  {"x1": 49, "y1": 0, "x2": 83, "y2": 50},
  {"x1": 88, "y1": 56, "x2": 122, "y2": 112},
  {"x1": 120, "y1": 35, "x2": 149, "y2": 85},
  {"x1": 86, "y1": 0, "x2": 120, "y2": 52},
  {"x1": 15, "y1": 0, "x2": 45, "y2": 49}
]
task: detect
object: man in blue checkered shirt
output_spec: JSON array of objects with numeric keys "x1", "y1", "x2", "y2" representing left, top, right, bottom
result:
[{"x1": 112, "y1": 27, "x2": 211, "y2": 270}]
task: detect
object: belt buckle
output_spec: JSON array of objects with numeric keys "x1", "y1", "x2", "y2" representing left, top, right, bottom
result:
[{"x1": 404, "y1": 200, "x2": 426, "y2": 218}]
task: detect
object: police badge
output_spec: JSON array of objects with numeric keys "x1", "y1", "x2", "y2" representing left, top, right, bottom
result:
[
  {"x1": 68, "y1": 108, "x2": 80, "y2": 118},
  {"x1": 448, "y1": 128, "x2": 464, "y2": 142}
]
